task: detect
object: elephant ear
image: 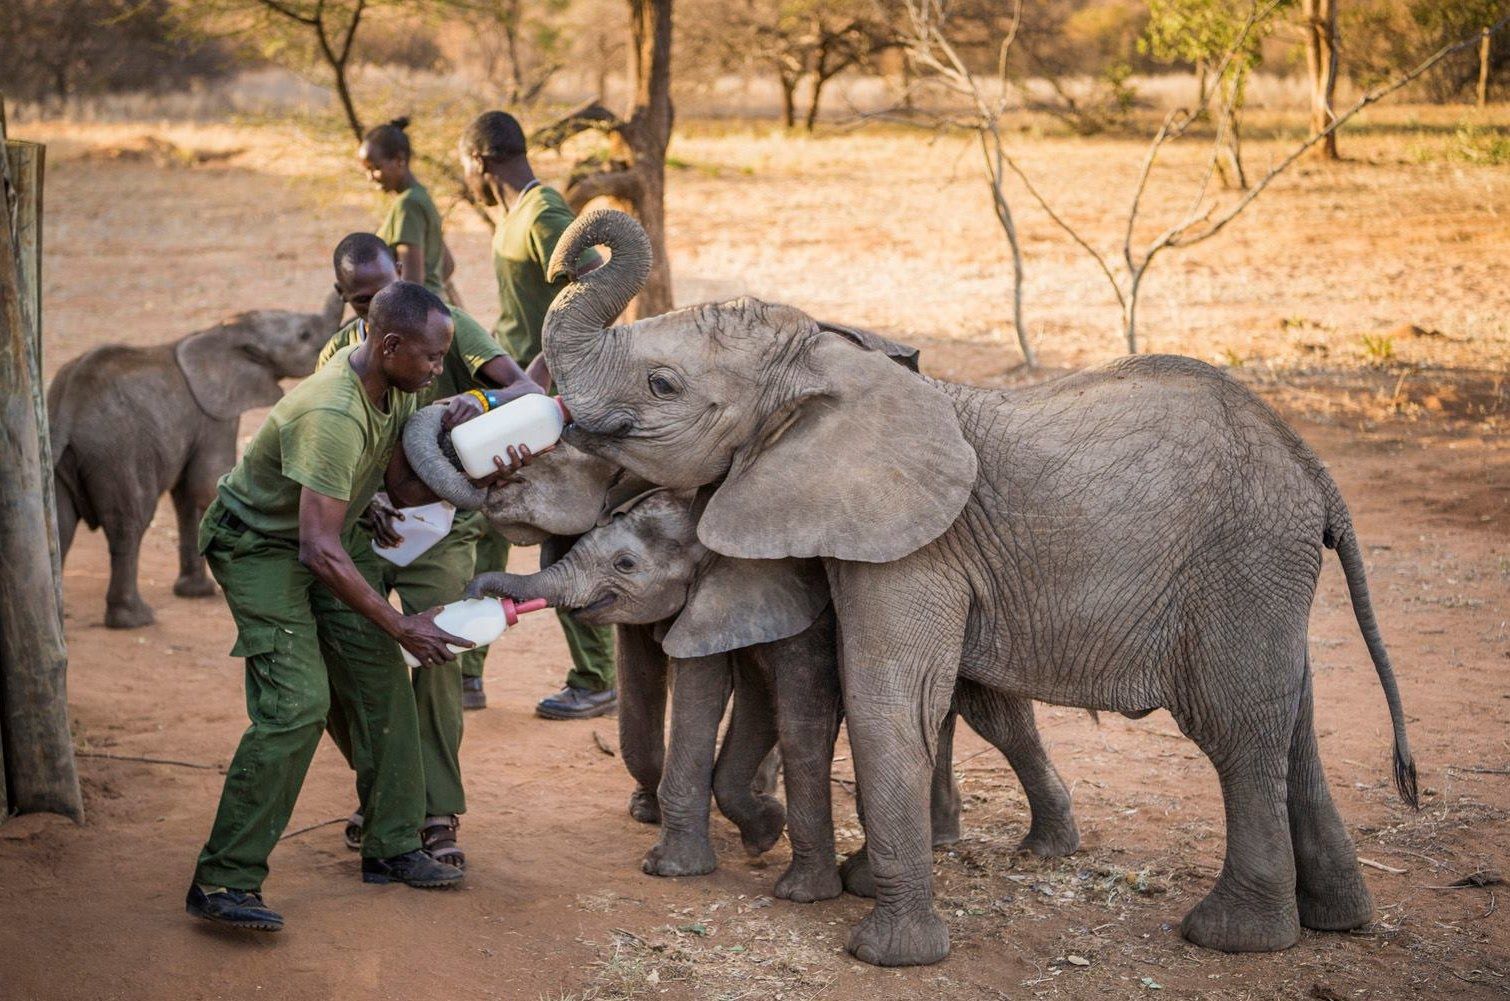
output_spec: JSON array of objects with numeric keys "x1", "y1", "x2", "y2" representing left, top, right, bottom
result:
[
  {"x1": 699, "y1": 322, "x2": 976, "y2": 563},
  {"x1": 662, "y1": 555, "x2": 829, "y2": 659},
  {"x1": 817, "y1": 320, "x2": 920, "y2": 372},
  {"x1": 174, "y1": 317, "x2": 286, "y2": 421}
]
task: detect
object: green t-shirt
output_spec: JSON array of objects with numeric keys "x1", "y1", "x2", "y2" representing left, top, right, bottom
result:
[
  {"x1": 492, "y1": 183, "x2": 602, "y2": 365},
  {"x1": 318, "y1": 305, "x2": 504, "y2": 406},
  {"x1": 216, "y1": 344, "x2": 416, "y2": 540},
  {"x1": 377, "y1": 182, "x2": 447, "y2": 301}
]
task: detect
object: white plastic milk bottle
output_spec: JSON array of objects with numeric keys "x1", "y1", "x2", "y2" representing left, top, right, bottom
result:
[
  {"x1": 401, "y1": 595, "x2": 550, "y2": 668},
  {"x1": 450, "y1": 394, "x2": 569, "y2": 480},
  {"x1": 372, "y1": 501, "x2": 456, "y2": 567}
]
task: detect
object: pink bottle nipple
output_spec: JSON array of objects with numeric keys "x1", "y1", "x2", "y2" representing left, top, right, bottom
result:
[{"x1": 502, "y1": 597, "x2": 551, "y2": 626}]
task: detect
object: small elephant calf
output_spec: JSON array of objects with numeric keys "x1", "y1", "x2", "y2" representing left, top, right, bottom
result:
[
  {"x1": 50, "y1": 298, "x2": 341, "y2": 627},
  {"x1": 469, "y1": 482, "x2": 1082, "y2": 901}
]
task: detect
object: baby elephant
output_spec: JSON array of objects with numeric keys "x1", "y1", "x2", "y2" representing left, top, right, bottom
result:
[
  {"x1": 50, "y1": 298, "x2": 341, "y2": 627},
  {"x1": 469, "y1": 486, "x2": 1082, "y2": 902}
]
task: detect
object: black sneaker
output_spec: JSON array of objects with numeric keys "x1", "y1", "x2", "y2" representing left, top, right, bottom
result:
[
  {"x1": 185, "y1": 884, "x2": 284, "y2": 931},
  {"x1": 535, "y1": 684, "x2": 617, "y2": 720},
  {"x1": 361, "y1": 849, "x2": 464, "y2": 888},
  {"x1": 462, "y1": 675, "x2": 486, "y2": 711}
]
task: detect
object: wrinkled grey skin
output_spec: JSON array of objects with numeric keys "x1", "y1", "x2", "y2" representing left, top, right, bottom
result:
[
  {"x1": 537, "y1": 209, "x2": 1419, "y2": 966},
  {"x1": 468, "y1": 452, "x2": 1079, "y2": 903},
  {"x1": 49, "y1": 298, "x2": 341, "y2": 628}
]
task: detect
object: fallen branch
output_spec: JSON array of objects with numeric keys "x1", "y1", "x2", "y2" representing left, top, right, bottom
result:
[
  {"x1": 592, "y1": 730, "x2": 616, "y2": 757},
  {"x1": 279, "y1": 817, "x2": 346, "y2": 841},
  {"x1": 1358, "y1": 856, "x2": 1407, "y2": 874},
  {"x1": 75, "y1": 750, "x2": 221, "y2": 771}
]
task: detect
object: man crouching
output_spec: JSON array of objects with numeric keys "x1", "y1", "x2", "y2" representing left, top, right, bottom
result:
[{"x1": 187, "y1": 281, "x2": 477, "y2": 930}]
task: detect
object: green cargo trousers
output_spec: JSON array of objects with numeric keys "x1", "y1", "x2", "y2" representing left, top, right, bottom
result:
[
  {"x1": 195, "y1": 503, "x2": 424, "y2": 892},
  {"x1": 468, "y1": 526, "x2": 615, "y2": 691},
  {"x1": 332, "y1": 511, "x2": 487, "y2": 817}
]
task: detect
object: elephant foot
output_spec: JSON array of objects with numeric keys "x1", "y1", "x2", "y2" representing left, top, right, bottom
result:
[
  {"x1": 1297, "y1": 865, "x2": 1374, "y2": 931},
  {"x1": 173, "y1": 574, "x2": 218, "y2": 598},
  {"x1": 1180, "y1": 882, "x2": 1300, "y2": 953},
  {"x1": 839, "y1": 848, "x2": 876, "y2": 898},
  {"x1": 736, "y1": 795, "x2": 786, "y2": 857},
  {"x1": 1018, "y1": 817, "x2": 1080, "y2": 858},
  {"x1": 931, "y1": 816, "x2": 961, "y2": 848},
  {"x1": 642, "y1": 831, "x2": 717, "y2": 878},
  {"x1": 847, "y1": 906, "x2": 950, "y2": 967},
  {"x1": 105, "y1": 599, "x2": 155, "y2": 630},
  {"x1": 775, "y1": 860, "x2": 842, "y2": 903},
  {"x1": 628, "y1": 788, "x2": 661, "y2": 825}
]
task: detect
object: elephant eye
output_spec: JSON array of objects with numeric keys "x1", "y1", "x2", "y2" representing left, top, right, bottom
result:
[
  {"x1": 613, "y1": 554, "x2": 638, "y2": 573},
  {"x1": 648, "y1": 370, "x2": 680, "y2": 399}
]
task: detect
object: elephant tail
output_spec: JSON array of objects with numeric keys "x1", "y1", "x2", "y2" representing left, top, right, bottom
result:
[{"x1": 1323, "y1": 490, "x2": 1419, "y2": 810}]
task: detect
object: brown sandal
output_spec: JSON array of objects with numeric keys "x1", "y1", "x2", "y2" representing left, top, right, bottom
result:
[{"x1": 421, "y1": 815, "x2": 464, "y2": 870}]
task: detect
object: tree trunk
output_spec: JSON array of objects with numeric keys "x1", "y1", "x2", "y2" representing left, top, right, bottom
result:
[
  {"x1": 1302, "y1": 0, "x2": 1340, "y2": 160},
  {"x1": 780, "y1": 73, "x2": 798, "y2": 129},
  {"x1": 1, "y1": 134, "x2": 83, "y2": 822},
  {"x1": 1479, "y1": 26, "x2": 1492, "y2": 108},
  {"x1": 613, "y1": 0, "x2": 675, "y2": 318},
  {"x1": 805, "y1": 74, "x2": 829, "y2": 131}
]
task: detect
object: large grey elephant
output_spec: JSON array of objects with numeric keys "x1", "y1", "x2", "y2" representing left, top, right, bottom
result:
[
  {"x1": 50, "y1": 298, "x2": 341, "y2": 627},
  {"x1": 533, "y1": 209, "x2": 1419, "y2": 967},
  {"x1": 402, "y1": 412, "x2": 1079, "y2": 899}
]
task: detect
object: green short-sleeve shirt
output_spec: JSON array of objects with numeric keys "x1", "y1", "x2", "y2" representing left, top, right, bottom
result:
[
  {"x1": 216, "y1": 344, "x2": 417, "y2": 539},
  {"x1": 491, "y1": 184, "x2": 602, "y2": 365},
  {"x1": 377, "y1": 182, "x2": 447, "y2": 301},
  {"x1": 318, "y1": 305, "x2": 503, "y2": 406}
]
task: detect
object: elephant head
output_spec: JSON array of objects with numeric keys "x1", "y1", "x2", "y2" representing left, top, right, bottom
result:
[
  {"x1": 175, "y1": 293, "x2": 344, "y2": 421},
  {"x1": 468, "y1": 488, "x2": 828, "y2": 659},
  {"x1": 541, "y1": 209, "x2": 977, "y2": 564}
]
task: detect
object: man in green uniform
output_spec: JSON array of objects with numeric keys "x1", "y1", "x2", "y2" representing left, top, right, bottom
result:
[
  {"x1": 322, "y1": 233, "x2": 542, "y2": 867},
  {"x1": 186, "y1": 281, "x2": 474, "y2": 932},
  {"x1": 459, "y1": 109, "x2": 617, "y2": 721}
]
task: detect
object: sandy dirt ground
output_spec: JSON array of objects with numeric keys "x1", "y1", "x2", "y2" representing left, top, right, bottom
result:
[{"x1": 0, "y1": 113, "x2": 1506, "y2": 1000}]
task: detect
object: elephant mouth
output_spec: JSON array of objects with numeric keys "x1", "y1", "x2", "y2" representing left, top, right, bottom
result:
[{"x1": 566, "y1": 592, "x2": 618, "y2": 618}]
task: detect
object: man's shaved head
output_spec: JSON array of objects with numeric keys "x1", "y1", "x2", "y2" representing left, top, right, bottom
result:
[
  {"x1": 369, "y1": 281, "x2": 454, "y2": 394},
  {"x1": 369, "y1": 281, "x2": 447, "y2": 340},
  {"x1": 332, "y1": 233, "x2": 399, "y2": 319},
  {"x1": 333, "y1": 232, "x2": 396, "y2": 279}
]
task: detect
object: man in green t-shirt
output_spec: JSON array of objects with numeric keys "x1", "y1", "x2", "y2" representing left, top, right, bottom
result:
[
  {"x1": 187, "y1": 281, "x2": 485, "y2": 932},
  {"x1": 320, "y1": 233, "x2": 543, "y2": 867},
  {"x1": 458, "y1": 109, "x2": 617, "y2": 721}
]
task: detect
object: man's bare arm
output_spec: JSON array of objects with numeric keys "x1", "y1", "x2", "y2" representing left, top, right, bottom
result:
[{"x1": 297, "y1": 487, "x2": 468, "y2": 666}]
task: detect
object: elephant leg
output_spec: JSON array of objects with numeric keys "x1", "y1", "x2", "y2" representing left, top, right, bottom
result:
[
  {"x1": 643, "y1": 654, "x2": 732, "y2": 878},
  {"x1": 103, "y1": 514, "x2": 154, "y2": 629},
  {"x1": 54, "y1": 476, "x2": 79, "y2": 560},
  {"x1": 833, "y1": 559, "x2": 964, "y2": 968},
  {"x1": 170, "y1": 476, "x2": 216, "y2": 598},
  {"x1": 765, "y1": 622, "x2": 843, "y2": 903},
  {"x1": 1287, "y1": 663, "x2": 1373, "y2": 931},
  {"x1": 930, "y1": 709, "x2": 961, "y2": 848},
  {"x1": 617, "y1": 623, "x2": 668, "y2": 824},
  {"x1": 1172, "y1": 677, "x2": 1302, "y2": 953},
  {"x1": 711, "y1": 660, "x2": 785, "y2": 856},
  {"x1": 955, "y1": 682, "x2": 1079, "y2": 858}
]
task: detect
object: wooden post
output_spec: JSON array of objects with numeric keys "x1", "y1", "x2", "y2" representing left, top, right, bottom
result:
[
  {"x1": 0, "y1": 106, "x2": 83, "y2": 822},
  {"x1": 1479, "y1": 26, "x2": 1493, "y2": 108}
]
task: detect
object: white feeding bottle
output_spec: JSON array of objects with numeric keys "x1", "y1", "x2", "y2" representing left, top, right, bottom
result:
[
  {"x1": 450, "y1": 393, "x2": 569, "y2": 480},
  {"x1": 372, "y1": 500, "x2": 455, "y2": 567},
  {"x1": 402, "y1": 595, "x2": 550, "y2": 668}
]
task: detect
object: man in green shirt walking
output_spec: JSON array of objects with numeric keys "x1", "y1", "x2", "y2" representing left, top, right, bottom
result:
[
  {"x1": 321, "y1": 233, "x2": 543, "y2": 867},
  {"x1": 458, "y1": 109, "x2": 617, "y2": 721},
  {"x1": 187, "y1": 281, "x2": 479, "y2": 932}
]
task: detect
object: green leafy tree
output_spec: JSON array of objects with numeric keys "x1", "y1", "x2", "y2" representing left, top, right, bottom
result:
[{"x1": 1142, "y1": 0, "x2": 1291, "y2": 186}]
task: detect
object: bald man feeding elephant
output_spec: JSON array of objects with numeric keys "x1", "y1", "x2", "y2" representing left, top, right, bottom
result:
[
  {"x1": 533, "y1": 209, "x2": 1419, "y2": 967},
  {"x1": 186, "y1": 281, "x2": 516, "y2": 932}
]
